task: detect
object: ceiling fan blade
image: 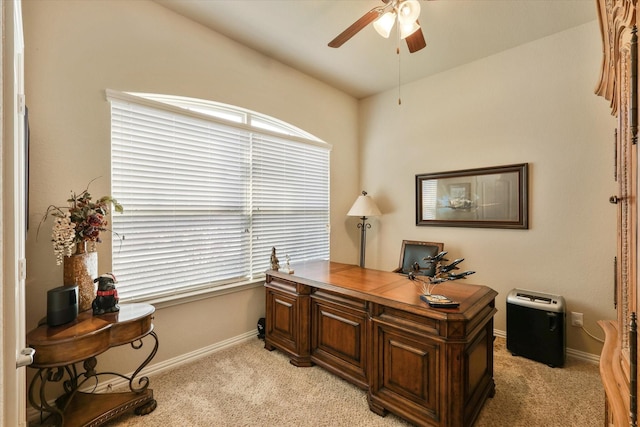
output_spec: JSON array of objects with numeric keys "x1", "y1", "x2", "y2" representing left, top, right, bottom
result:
[
  {"x1": 328, "y1": 9, "x2": 380, "y2": 48},
  {"x1": 405, "y1": 25, "x2": 426, "y2": 53}
]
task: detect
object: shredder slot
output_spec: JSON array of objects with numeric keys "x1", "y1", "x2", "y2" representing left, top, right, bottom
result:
[{"x1": 515, "y1": 293, "x2": 552, "y2": 304}]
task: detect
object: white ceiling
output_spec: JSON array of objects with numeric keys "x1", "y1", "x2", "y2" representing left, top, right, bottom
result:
[{"x1": 153, "y1": 0, "x2": 598, "y2": 99}]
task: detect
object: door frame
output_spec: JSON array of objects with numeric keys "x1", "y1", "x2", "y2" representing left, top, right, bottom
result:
[{"x1": 2, "y1": 0, "x2": 27, "y2": 425}]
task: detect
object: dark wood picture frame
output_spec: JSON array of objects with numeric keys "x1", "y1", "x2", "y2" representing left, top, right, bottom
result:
[{"x1": 416, "y1": 163, "x2": 529, "y2": 229}]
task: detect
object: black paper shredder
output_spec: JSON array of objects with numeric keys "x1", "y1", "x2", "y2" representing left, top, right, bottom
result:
[{"x1": 506, "y1": 288, "x2": 566, "y2": 367}]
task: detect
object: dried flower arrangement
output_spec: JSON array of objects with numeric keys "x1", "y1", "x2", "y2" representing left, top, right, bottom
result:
[{"x1": 39, "y1": 180, "x2": 123, "y2": 265}]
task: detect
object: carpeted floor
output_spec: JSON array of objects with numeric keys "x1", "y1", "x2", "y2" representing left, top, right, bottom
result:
[{"x1": 105, "y1": 336, "x2": 603, "y2": 426}]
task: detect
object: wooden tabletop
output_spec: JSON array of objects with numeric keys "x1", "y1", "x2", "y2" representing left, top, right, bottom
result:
[
  {"x1": 267, "y1": 261, "x2": 497, "y2": 321},
  {"x1": 27, "y1": 303, "x2": 155, "y2": 368}
]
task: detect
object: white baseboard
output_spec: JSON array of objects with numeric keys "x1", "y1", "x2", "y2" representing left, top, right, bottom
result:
[
  {"x1": 493, "y1": 328, "x2": 600, "y2": 364},
  {"x1": 135, "y1": 329, "x2": 257, "y2": 383}
]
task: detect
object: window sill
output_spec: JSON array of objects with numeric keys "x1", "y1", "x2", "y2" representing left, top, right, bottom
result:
[{"x1": 119, "y1": 278, "x2": 265, "y2": 310}]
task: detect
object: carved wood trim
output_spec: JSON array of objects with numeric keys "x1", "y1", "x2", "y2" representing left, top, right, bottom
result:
[
  {"x1": 596, "y1": 0, "x2": 638, "y2": 348},
  {"x1": 595, "y1": 0, "x2": 637, "y2": 115},
  {"x1": 631, "y1": 313, "x2": 637, "y2": 426},
  {"x1": 596, "y1": 1, "x2": 639, "y2": 426},
  {"x1": 599, "y1": 320, "x2": 630, "y2": 426}
]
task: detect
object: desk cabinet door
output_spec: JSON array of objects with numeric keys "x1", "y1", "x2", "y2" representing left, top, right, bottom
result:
[
  {"x1": 311, "y1": 291, "x2": 368, "y2": 389},
  {"x1": 266, "y1": 285, "x2": 316, "y2": 368},
  {"x1": 369, "y1": 319, "x2": 441, "y2": 425},
  {"x1": 266, "y1": 288, "x2": 297, "y2": 352},
  {"x1": 265, "y1": 279, "x2": 312, "y2": 367}
]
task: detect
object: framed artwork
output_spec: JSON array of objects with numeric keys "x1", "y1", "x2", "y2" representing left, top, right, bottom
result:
[{"x1": 416, "y1": 163, "x2": 529, "y2": 229}]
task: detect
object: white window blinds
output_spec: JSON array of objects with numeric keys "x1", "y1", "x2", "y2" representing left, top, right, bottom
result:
[
  {"x1": 251, "y1": 134, "x2": 330, "y2": 275},
  {"x1": 421, "y1": 179, "x2": 438, "y2": 220},
  {"x1": 109, "y1": 92, "x2": 330, "y2": 301}
]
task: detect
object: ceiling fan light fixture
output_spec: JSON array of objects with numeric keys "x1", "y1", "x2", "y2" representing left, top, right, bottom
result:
[
  {"x1": 397, "y1": 0, "x2": 421, "y2": 25},
  {"x1": 399, "y1": 21, "x2": 420, "y2": 39},
  {"x1": 373, "y1": 11, "x2": 396, "y2": 38},
  {"x1": 327, "y1": 0, "x2": 426, "y2": 54}
]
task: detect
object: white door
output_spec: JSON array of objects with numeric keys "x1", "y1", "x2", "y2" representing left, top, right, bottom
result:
[{"x1": 2, "y1": 1, "x2": 29, "y2": 426}]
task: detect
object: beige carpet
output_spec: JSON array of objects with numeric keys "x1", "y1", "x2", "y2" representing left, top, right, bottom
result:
[{"x1": 105, "y1": 336, "x2": 603, "y2": 426}]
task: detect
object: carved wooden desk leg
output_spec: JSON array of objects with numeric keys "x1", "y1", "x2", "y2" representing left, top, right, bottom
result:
[{"x1": 367, "y1": 398, "x2": 388, "y2": 418}]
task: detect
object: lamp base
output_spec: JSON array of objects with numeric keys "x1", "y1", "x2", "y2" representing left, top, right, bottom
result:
[{"x1": 357, "y1": 216, "x2": 371, "y2": 268}]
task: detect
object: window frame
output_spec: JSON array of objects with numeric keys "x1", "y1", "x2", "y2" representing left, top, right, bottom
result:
[{"x1": 107, "y1": 90, "x2": 331, "y2": 306}]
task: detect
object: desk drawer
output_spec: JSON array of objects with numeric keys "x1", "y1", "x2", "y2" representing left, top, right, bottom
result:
[{"x1": 373, "y1": 305, "x2": 440, "y2": 337}]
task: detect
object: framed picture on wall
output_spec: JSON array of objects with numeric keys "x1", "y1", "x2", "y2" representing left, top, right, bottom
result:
[{"x1": 416, "y1": 163, "x2": 529, "y2": 229}]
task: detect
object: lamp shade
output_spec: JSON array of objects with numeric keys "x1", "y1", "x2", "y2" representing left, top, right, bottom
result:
[
  {"x1": 397, "y1": 0, "x2": 421, "y2": 24},
  {"x1": 373, "y1": 11, "x2": 396, "y2": 38},
  {"x1": 347, "y1": 191, "x2": 382, "y2": 217},
  {"x1": 400, "y1": 21, "x2": 420, "y2": 39}
]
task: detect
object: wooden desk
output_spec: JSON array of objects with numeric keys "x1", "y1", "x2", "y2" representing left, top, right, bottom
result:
[
  {"x1": 27, "y1": 303, "x2": 158, "y2": 426},
  {"x1": 264, "y1": 261, "x2": 497, "y2": 427}
]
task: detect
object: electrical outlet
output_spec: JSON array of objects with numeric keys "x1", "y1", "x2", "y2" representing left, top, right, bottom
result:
[{"x1": 571, "y1": 311, "x2": 584, "y2": 327}]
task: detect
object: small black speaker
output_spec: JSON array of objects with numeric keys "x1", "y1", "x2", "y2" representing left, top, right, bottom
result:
[
  {"x1": 257, "y1": 317, "x2": 265, "y2": 339},
  {"x1": 47, "y1": 285, "x2": 78, "y2": 327}
]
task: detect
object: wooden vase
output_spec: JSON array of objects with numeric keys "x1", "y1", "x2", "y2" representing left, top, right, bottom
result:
[{"x1": 63, "y1": 242, "x2": 98, "y2": 312}]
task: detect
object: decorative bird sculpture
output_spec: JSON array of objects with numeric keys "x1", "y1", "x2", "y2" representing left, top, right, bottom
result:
[
  {"x1": 425, "y1": 251, "x2": 449, "y2": 263},
  {"x1": 440, "y1": 258, "x2": 464, "y2": 273},
  {"x1": 407, "y1": 253, "x2": 475, "y2": 296}
]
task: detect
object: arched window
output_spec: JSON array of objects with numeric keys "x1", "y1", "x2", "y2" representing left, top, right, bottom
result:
[{"x1": 107, "y1": 90, "x2": 331, "y2": 302}]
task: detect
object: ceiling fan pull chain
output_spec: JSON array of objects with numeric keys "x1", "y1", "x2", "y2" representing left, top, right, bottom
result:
[{"x1": 397, "y1": 30, "x2": 402, "y2": 105}]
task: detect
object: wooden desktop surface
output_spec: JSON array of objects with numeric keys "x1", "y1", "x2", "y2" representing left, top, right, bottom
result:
[{"x1": 269, "y1": 260, "x2": 496, "y2": 319}]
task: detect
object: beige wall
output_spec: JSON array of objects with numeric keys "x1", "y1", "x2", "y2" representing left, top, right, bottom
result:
[
  {"x1": 359, "y1": 21, "x2": 617, "y2": 356},
  {"x1": 22, "y1": 0, "x2": 359, "y2": 374}
]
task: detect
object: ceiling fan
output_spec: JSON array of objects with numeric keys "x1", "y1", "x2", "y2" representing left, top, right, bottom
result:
[{"x1": 328, "y1": 0, "x2": 427, "y2": 53}]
